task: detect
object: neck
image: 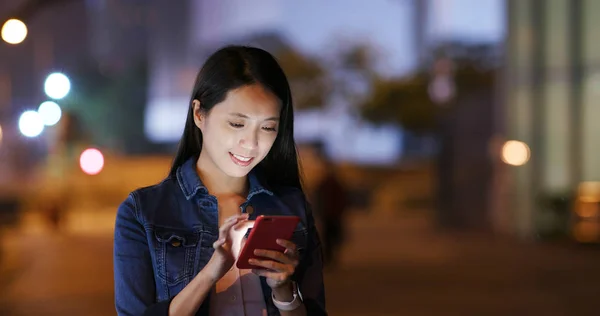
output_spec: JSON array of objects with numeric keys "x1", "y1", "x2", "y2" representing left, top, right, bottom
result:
[{"x1": 195, "y1": 154, "x2": 248, "y2": 197}]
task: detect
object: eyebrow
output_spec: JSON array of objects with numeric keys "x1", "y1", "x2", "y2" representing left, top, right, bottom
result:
[{"x1": 229, "y1": 112, "x2": 279, "y2": 121}]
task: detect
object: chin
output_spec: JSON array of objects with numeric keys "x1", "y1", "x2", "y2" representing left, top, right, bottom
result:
[
  {"x1": 224, "y1": 169, "x2": 251, "y2": 178},
  {"x1": 222, "y1": 164, "x2": 254, "y2": 178}
]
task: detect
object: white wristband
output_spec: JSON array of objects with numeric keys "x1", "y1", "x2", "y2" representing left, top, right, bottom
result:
[{"x1": 272, "y1": 283, "x2": 302, "y2": 311}]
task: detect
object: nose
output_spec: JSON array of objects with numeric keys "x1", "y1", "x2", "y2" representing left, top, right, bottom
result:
[{"x1": 239, "y1": 130, "x2": 258, "y2": 150}]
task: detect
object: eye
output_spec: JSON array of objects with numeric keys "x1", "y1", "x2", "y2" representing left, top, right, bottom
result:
[
  {"x1": 262, "y1": 126, "x2": 277, "y2": 132},
  {"x1": 229, "y1": 122, "x2": 244, "y2": 128}
]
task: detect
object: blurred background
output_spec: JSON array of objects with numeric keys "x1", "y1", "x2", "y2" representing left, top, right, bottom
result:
[{"x1": 1, "y1": 0, "x2": 600, "y2": 315}]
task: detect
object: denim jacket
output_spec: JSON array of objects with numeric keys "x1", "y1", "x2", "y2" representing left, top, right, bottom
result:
[{"x1": 113, "y1": 158, "x2": 327, "y2": 316}]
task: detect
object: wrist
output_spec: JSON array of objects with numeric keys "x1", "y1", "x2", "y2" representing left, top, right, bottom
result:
[
  {"x1": 204, "y1": 258, "x2": 224, "y2": 284},
  {"x1": 271, "y1": 282, "x2": 294, "y2": 302},
  {"x1": 272, "y1": 282, "x2": 302, "y2": 312}
]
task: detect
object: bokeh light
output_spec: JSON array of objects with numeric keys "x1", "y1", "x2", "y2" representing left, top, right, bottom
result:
[
  {"x1": 38, "y1": 101, "x2": 62, "y2": 126},
  {"x1": 501, "y1": 140, "x2": 530, "y2": 166},
  {"x1": 44, "y1": 72, "x2": 71, "y2": 100},
  {"x1": 1, "y1": 19, "x2": 27, "y2": 44},
  {"x1": 80, "y1": 148, "x2": 105, "y2": 175},
  {"x1": 18, "y1": 110, "x2": 44, "y2": 138}
]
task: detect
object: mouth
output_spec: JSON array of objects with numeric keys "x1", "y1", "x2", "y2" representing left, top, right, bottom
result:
[{"x1": 229, "y1": 152, "x2": 254, "y2": 167}]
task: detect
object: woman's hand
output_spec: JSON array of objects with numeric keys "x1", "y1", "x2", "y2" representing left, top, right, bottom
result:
[
  {"x1": 250, "y1": 239, "x2": 300, "y2": 290},
  {"x1": 205, "y1": 214, "x2": 249, "y2": 282}
]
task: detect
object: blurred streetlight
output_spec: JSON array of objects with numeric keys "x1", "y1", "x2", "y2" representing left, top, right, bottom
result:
[
  {"x1": 80, "y1": 148, "x2": 104, "y2": 175},
  {"x1": 38, "y1": 101, "x2": 62, "y2": 126},
  {"x1": 0, "y1": 123, "x2": 3, "y2": 146},
  {"x1": 501, "y1": 140, "x2": 530, "y2": 166},
  {"x1": 18, "y1": 110, "x2": 44, "y2": 137},
  {"x1": 1, "y1": 18, "x2": 27, "y2": 44},
  {"x1": 44, "y1": 72, "x2": 70, "y2": 99}
]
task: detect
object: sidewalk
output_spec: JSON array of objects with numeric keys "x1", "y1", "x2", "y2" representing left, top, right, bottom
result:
[{"x1": 2, "y1": 208, "x2": 600, "y2": 315}]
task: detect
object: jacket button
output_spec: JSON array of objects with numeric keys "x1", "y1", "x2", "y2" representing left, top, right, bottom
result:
[
  {"x1": 246, "y1": 205, "x2": 254, "y2": 215},
  {"x1": 171, "y1": 240, "x2": 182, "y2": 247}
]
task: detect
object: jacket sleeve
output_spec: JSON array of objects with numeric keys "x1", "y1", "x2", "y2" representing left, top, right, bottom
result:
[{"x1": 114, "y1": 192, "x2": 162, "y2": 315}]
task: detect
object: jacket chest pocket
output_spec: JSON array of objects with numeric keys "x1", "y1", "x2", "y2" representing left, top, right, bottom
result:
[{"x1": 152, "y1": 226, "x2": 202, "y2": 286}]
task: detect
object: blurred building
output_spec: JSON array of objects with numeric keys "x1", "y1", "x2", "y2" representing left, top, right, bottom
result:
[
  {"x1": 143, "y1": 0, "x2": 415, "y2": 164},
  {"x1": 143, "y1": 0, "x2": 504, "y2": 165},
  {"x1": 0, "y1": 0, "x2": 88, "y2": 115},
  {"x1": 414, "y1": 0, "x2": 505, "y2": 66},
  {"x1": 502, "y1": 0, "x2": 600, "y2": 238},
  {"x1": 0, "y1": 0, "x2": 89, "y2": 186},
  {"x1": 86, "y1": 0, "x2": 150, "y2": 73},
  {"x1": 1, "y1": 0, "x2": 505, "y2": 165}
]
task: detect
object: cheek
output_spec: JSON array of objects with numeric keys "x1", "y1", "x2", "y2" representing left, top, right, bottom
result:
[
  {"x1": 258, "y1": 134, "x2": 277, "y2": 154},
  {"x1": 202, "y1": 127, "x2": 236, "y2": 155}
]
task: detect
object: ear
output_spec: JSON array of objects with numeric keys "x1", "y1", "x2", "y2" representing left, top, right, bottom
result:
[{"x1": 192, "y1": 99, "x2": 204, "y2": 130}]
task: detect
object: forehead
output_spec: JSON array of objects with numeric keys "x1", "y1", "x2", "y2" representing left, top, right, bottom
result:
[{"x1": 213, "y1": 84, "x2": 281, "y2": 118}]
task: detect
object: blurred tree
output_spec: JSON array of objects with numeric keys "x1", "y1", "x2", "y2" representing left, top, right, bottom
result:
[
  {"x1": 357, "y1": 41, "x2": 498, "y2": 134},
  {"x1": 361, "y1": 75, "x2": 436, "y2": 132},
  {"x1": 331, "y1": 43, "x2": 378, "y2": 110},
  {"x1": 60, "y1": 59, "x2": 148, "y2": 153},
  {"x1": 277, "y1": 48, "x2": 330, "y2": 110},
  {"x1": 239, "y1": 31, "x2": 330, "y2": 110}
]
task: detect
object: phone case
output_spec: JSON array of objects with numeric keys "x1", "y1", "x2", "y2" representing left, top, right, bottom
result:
[{"x1": 236, "y1": 215, "x2": 300, "y2": 270}]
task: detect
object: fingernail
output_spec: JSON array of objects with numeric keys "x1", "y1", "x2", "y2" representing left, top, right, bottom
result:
[
  {"x1": 253, "y1": 250, "x2": 259, "y2": 255},
  {"x1": 249, "y1": 259, "x2": 256, "y2": 264}
]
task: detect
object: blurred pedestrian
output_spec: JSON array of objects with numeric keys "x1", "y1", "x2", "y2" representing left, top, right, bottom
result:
[{"x1": 313, "y1": 144, "x2": 349, "y2": 267}]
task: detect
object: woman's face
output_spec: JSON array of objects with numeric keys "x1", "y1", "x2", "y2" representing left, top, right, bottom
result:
[{"x1": 194, "y1": 84, "x2": 281, "y2": 179}]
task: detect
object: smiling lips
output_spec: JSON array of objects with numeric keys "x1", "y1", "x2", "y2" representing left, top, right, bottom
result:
[{"x1": 229, "y1": 152, "x2": 254, "y2": 167}]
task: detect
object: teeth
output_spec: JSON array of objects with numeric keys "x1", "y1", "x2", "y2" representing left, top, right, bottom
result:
[{"x1": 233, "y1": 154, "x2": 251, "y2": 162}]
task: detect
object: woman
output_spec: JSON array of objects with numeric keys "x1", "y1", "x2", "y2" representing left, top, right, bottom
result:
[{"x1": 113, "y1": 46, "x2": 327, "y2": 316}]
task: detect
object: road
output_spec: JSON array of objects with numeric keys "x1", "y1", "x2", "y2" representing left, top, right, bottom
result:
[{"x1": 1, "y1": 209, "x2": 600, "y2": 315}]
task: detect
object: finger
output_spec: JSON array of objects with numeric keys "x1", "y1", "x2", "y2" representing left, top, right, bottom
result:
[
  {"x1": 232, "y1": 219, "x2": 248, "y2": 231},
  {"x1": 223, "y1": 215, "x2": 239, "y2": 223},
  {"x1": 219, "y1": 216, "x2": 244, "y2": 238},
  {"x1": 224, "y1": 213, "x2": 248, "y2": 223},
  {"x1": 221, "y1": 216, "x2": 239, "y2": 230},
  {"x1": 283, "y1": 248, "x2": 300, "y2": 261},
  {"x1": 234, "y1": 219, "x2": 254, "y2": 231},
  {"x1": 233, "y1": 219, "x2": 253, "y2": 231},
  {"x1": 213, "y1": 238, "x2": 226, "y2": 249},
  {"x1": 248, "y1": 258, "x2": 293, "y2": 274},
  {"x1": 219, "y1": 221, "x2": 236, "y2": 237},
  {"x1": 251, "y1": 269, "x2": 290, "y2": 282},
  {"x1": 276, "y1": 239, "x2": 297, "y2": 253},
  {"x1": 254, "y1": 249, "x2": 297, "y2": 266},
  {"x1": 225, "y1": 213, "x2": 248, "y2": 224}
]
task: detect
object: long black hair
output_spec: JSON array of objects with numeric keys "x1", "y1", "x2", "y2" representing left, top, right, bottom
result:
[{"x1": 169, "y1": 45, "x2": 303, "y2": 192}]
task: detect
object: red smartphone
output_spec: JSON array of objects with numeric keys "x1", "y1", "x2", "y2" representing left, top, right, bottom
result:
[{"x1": 236, "y1": 215, "x2": 301, "y2": 270}]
